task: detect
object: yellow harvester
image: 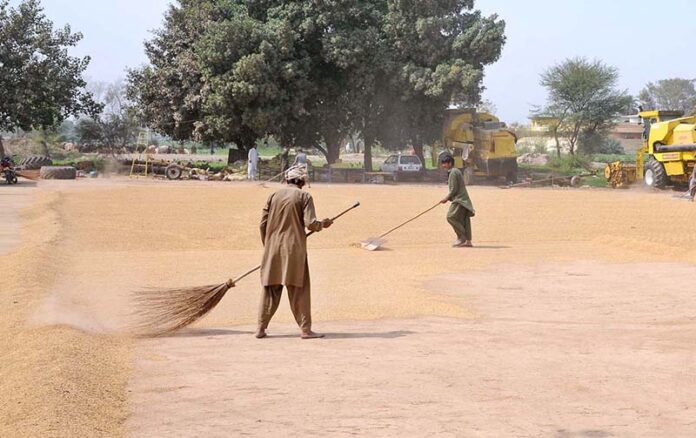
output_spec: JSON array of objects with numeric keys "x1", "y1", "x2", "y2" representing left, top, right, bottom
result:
[
  {"x1": 639, "y1": 110, "x2": 696, "y2": 188},
  {"x1": 605, "y1": 110, "x2": 696, "y2": 188},
  {"x1": 432, "y1": 109, "x2": 518, "y2": 184}
]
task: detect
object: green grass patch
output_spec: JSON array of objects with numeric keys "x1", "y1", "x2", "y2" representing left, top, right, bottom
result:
[{"x1": 582, "y1": 176, "x2": 609, "y2": 188}]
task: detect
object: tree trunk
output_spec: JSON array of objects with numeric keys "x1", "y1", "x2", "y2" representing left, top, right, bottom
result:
[
  {"x1": 352, "y1": 134, "x2": 361, "y2": 154},
  {"x1": 41, "y1": 129, "x2": 51, "y2": 158},
  {"x1": 0, "y1": 136, "x2": 5, "y2": 159},
  {"x1": 41, "y1": 140, "x2": 51, "y2": 157},
  {"x1": 413, "y1": 141, "x2": 425, "y2": 169},
  {"x1": 327, "y1": 142, "x2": 340, "y2": 165},
  {"x1": 322, "y1": 132, "x2": 341, "y2": 165},
  {"x1": 553, "y1": 128, "x2": 561, "y2": 158},
  {"x1": 363, "y1": 134, "x2": 374, "y2": 172}
]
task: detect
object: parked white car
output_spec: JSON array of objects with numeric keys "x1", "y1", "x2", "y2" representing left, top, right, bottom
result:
[{"x1": 380, "y1": 154, "x2": 423, "y2": 174}]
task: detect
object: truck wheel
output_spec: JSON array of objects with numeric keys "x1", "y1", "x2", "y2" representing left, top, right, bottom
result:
[
  {"x1": 39, "y1": 166, "x2": 77, "y2": 180},
  {"x1": 20, "y1": 155, "x2": 53, "y2": 170},
  {"x1": 165, "y1": 164, "x2": 182, "y2": 180},
  {"x1": 644, "y1": 158, "x2": 668, "y2": 189}
]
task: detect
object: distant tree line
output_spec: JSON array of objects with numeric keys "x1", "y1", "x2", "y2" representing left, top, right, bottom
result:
[
  {"x1": 126, "y1": 0, "x2": 507, "y2": 170},
  {"x1": 0, "y1": 0, "x2": 100, "y2": 158},
  {"x1": 533, "y1": 57, "x2": 696, "y2": 158},
  {"x1": 3, "y1": 0, "x2": 696, "y2": 164}
]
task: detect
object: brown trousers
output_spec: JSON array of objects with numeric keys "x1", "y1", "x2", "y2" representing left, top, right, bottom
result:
[{"x1": 258, "y1": 275, "x2": 312, "y2": 332}]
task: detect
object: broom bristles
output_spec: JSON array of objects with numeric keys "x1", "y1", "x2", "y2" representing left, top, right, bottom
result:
[
  {"x1": 130, "y1": 282, "x2": 233, "y2": 337},
  {"x1": 16, "y1": 171, "x2": 40, "y2": 181}
]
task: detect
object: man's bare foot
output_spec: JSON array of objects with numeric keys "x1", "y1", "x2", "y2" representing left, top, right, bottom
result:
[
  {"x1": 463, "y1": 241, "x2": 473, "y2": 247},
  {"x1": 255, "y1": 329, "x2": 267, "y2": 339},
  {"x1": 301, "y1": 331, "x2": 324, "y2": 339}
]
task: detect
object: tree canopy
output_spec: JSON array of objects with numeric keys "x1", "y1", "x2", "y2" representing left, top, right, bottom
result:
[
  {"x1": 128, "y1": 0, "x2": 506, "y2": 168},
  {"x1": 638, "y1": 78, "x2": 696, "y2": 115},
  {"x1": 0, "y1": 0, "x2": 99, "y2": 157},
  {"x1": 534, "y1": 57, "x2": 632, "y2": 156}
]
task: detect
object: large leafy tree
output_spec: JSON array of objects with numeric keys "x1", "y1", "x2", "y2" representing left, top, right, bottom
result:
[
  {"x1": 129, "y1": 0, "x2": 505, "y2": 168},
  {"x1": 535, "y1": 57, "x2": 632, "y2": 156},
  {"x1": 377, "y1": 0, "x2": 506, "y2": 167},
  {"x1": 127, "y1": 1, "x2": 220, "y2": 143},
  {"x1": 638, "y1": 78, "x2": 696, "y2": 115},
  {"x1": 0, "y1": 0, "x2": 99, "y2": 158}
]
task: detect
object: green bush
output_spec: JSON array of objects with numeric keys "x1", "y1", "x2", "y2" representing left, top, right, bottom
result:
[{"x1": 548, "y1": 154, "x2": 591, "y2": 174}]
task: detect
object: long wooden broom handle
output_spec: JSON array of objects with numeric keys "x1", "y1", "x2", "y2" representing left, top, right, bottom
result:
[
  {"x1": 259, "y1": 170, "x2": 285, "y2": 185},
  {"x1": 231, "y1": 201, "x2": 361, "y2": 285},
  {"x1": 376, "y1": 202, "x2": 441, "y2": 239}
]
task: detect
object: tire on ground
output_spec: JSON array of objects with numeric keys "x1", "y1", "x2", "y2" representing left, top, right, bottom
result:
[
  {"x1": 165, "y1": 164, "x2": 183, "y2": 180},
  {"x1": 20, "y1": 155, "x2": 53, "y2": 170},
  {"x1": 644, "y1": 158, "x2": 668, "y2": 189},
  {"x1": 40, "y1": 166, "x2": 77, "y2": 180}
]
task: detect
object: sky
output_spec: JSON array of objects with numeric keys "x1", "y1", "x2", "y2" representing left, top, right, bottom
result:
[{"x1": 11, "y1": 0, "x2": 696, "y2": 124}]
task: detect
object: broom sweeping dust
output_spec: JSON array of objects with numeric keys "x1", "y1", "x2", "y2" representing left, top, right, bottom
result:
[{"x1": 130, "y1": 201, "x2": 360, "y2": 337}]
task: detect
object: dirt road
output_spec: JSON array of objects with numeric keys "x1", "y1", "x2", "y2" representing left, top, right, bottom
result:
[{"x1": 3, "y1": 179, "x2": 696, "y2": 437}]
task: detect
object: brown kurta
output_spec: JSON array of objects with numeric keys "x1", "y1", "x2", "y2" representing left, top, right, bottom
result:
[{"x1": 260, "y1": 186, "x2": 321, "y2": 287}]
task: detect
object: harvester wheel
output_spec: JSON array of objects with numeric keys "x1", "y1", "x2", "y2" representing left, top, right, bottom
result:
[
  {"x1": 165, "y1": 164, "x2": 183, "y2": 180},
  {"x1": 644, "y1": 158, "x2": 668, "y2": 189}
]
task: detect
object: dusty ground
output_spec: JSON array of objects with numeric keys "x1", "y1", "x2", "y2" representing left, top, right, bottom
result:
[{"x1": 2, "y1": 177, "x2": 696, "y2": 437}]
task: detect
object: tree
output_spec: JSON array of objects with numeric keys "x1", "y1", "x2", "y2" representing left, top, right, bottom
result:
[
  {"x1": 127, "y1": 1, "x2": 215, "y2": 143},
  {"x1": 77, "y1": 80, "x2": 139, "y2": 154},
  {"x1": 130, "y1": 0, "x2": 505, "y2": 169},
  {"x1": 0, "y1": 0, "x2": 99, "y2": 158},
  {"x1": 535, "y1": 57, "x2": 632, "y2": 156},
  {"x1": 638, "y1": 78, "x2": 696, "y2": 114},
  {"x1": 317, "y1": 0, "x2": 506, "y2": 170}
]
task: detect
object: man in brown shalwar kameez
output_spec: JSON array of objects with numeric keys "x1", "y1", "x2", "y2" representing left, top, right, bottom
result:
[{"x1": 257, "y1": 166, "x2": 332, "y2": 339}]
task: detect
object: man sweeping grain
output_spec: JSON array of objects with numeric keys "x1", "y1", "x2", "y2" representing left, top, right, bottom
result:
[
  {"x1": 440, "y1": 154, "x2": 475, "y2": 247},
  {"x1": 257, "y1": 166, "x2": 332, "y2": 339}
]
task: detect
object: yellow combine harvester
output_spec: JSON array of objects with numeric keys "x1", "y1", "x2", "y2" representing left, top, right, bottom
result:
[
  {"x1": 605, "y1": 110, "x2": 696, "y2": 188},
  {"x1": 432, "y1": 109, "x2": 518, "y2": 184}
]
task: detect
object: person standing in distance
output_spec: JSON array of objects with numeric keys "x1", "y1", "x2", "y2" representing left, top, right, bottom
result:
[{"x1": 248, "y1": 144, "x2": 259, "y2": 181}]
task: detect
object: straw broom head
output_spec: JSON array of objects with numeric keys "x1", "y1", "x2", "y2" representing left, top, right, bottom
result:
[{"x1": 130, "y1": 279, "x2": 235, "y2": 337}]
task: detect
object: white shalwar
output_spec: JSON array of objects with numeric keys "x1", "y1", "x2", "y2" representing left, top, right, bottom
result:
[{"x1": 248, "y1": 148, "x2": 259, "y2": 180}]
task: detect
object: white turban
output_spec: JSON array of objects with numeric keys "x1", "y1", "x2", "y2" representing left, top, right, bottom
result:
[{"x1": 285, "y1": 165, "x2": 307, "y2": 181}]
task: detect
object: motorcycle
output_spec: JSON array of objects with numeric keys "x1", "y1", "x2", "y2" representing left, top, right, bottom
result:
[{"x1": 1, "y1": 157, "x2": 19, "y2": 185}]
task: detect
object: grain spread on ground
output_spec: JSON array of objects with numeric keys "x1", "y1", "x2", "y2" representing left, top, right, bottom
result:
[{"x1": 2, "y1": 179, "x2": 696, "y2": 436}]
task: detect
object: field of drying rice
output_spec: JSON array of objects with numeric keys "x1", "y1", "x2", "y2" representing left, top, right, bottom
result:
[{"x1": 2, "y1": 178, "x2": 696, "y2": 437}]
